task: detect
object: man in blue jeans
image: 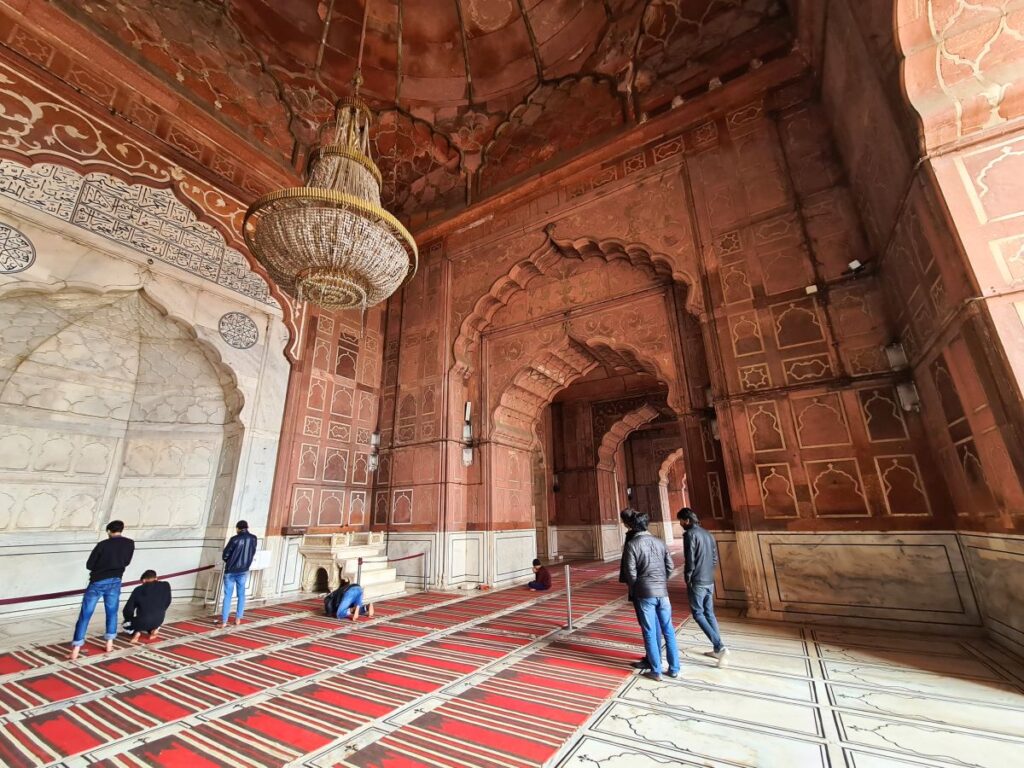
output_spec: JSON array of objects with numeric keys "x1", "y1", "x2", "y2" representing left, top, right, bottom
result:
[
  {"x1": 679, "y1": 507, "x2": 729, "y2": 667},
  {"x1": 69, "y1": 520, "x2": 135, "y2": 660},
  {"x1": 622, "y1": 511, "x2": 680, "y2": 681},
  {"x1": 332, "y1": 579, "x2": 375, "y2": 622},
  {"x1": 218, "y1": 520, "x2": 257, "y2": 626}
]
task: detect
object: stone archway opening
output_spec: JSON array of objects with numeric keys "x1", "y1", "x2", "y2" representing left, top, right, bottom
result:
[
  {"x1": 313, "y1": 567, "x2": 330, "y2": 594},
  {"x1": 487, "y1": 331, "x2": 683, "y2": 563}
]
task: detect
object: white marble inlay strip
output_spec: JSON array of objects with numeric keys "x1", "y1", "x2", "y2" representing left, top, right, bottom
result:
[
  {"x1": 591, "y1": 701, "x2": 830, "y2": 767},
  {"x1": 836, "y1": 711, "x2": 1024, "y2": 768},
  {"x1": 827, "y1": 682, "x2": 1024, "y2": 739},
  {"x1": 622, "y1": 676, "x2": 824, "y2": 737}
]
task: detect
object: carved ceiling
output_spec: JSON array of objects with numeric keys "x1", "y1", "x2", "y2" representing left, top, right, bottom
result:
[{"x1": 41, "y1": 0, "x2": 792, "y2": 223}]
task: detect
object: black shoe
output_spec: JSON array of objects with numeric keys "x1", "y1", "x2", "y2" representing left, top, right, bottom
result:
[{"x1": 630, "y1": 660, "x2": 650, "y2": 670}]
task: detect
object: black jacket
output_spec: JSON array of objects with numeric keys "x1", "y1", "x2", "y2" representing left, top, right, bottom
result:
[
  {"x1": 622, "y1": 531, "x2": 674, "y2": 599},
  {"x1": 684, "y1": 524, "x2": 719, "y2": 586},
  {"x1": 619, "y1": 529, "x2": 638, "y2": 599},
  {"x1": 86, "y1": 536, "x2": 135, "y2": 582},
  {"x1": 122, "y1": 581, "x2": 172, "y2": 632},
  {"x1": 222, "y1": 531, "x2": 257, "y2": 574}
]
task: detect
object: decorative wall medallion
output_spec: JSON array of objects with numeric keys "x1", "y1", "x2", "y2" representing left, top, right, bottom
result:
[
  {"x1": 0, "y1": 222, "x2": 35, "y2": 273},
  {"x1": 218, "y1": 312, "x2": 258, "y2": 349}
]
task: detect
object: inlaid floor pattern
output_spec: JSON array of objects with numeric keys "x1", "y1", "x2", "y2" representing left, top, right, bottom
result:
[{"x1": 1, "y1": 564, "x2": 1022, "y2": 768}]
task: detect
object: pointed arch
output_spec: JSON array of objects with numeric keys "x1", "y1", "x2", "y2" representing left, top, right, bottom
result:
[
  {"x1": 596, "y1": 403, "x2": 661, "y2": 471},
  {"x1": 490, "y1": 332, "x2": 680, "y2": 448},
  {"x1": 452, "y1": 232, "x2": 702, "y2": 377},
  {"x1": 659, "y1": 446, "x2": 687, "y2": 485}
]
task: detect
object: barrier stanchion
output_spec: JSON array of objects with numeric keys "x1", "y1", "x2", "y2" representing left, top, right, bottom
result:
[
  {"x1": 564, "y1": 564, "x2": 574, "y2": 631},
  {"x1": 356, "y1": 556, "x2": 363, "y2": 587},
  {"x1": 423, "y1": 551, "x2": 430, "y2": 593}
]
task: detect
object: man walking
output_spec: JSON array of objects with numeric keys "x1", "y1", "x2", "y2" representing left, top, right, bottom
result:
[
  {"x1": 622, "y1": 511, "x2": 680, "y2": 681},
  {"x1": 679, "y1": 507, "x2": 729, "y2": 667},
  {"x1": 70, "y1": 520, "x2": 135, "y2": 660},
  {"x1": 218, "y1": 520, "x2": 257, "y2": 626}
]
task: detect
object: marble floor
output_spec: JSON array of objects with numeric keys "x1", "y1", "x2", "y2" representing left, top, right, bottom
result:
[
  {"x1": 2, "y1": 579, "x2": 1023, "y2": 767},
  {"x1": 557, "y1": 617, "x2": 1024, "y2": 768}
]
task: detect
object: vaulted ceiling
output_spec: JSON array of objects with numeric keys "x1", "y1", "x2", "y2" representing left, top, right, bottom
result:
[{"x1": 44, "y1": 0, "x2": 793, "y2": 224}]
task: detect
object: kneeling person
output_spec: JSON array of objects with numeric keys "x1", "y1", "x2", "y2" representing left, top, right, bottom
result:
[
  {"x1": 122, "y1": 570, "x2": 172, "y2": 644},
  {"x1": 327, "y1": 579, "x2": 375, "y2": 622}
]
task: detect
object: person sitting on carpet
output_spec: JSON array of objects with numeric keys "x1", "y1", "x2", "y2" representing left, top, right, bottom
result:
[
  {"x1": 327, "y1": 579, "x2": 375, "y2": 622},
  {"x1": 526, "y1": 559, "x2": 551, "y2": 591},
  {"x1": 122, "y1": 569, "x2": 172, "y2": 645}
]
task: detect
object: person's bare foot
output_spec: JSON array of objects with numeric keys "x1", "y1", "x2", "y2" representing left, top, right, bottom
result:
[
  {"x1": 104, "y1": 639, "x2": 114, "y2": 653},
  {"x1": 350, "y1": 610, "x2": 359, "y2": 622},
  {"x1": 232, "y1": 617, "x2": 243, "y2": 626},
  {"x1": 128, "y1": 633, "x2": 140, "y2": 645},
  {"x1": 150, "y1": 628, "x2": 160, "y2": 640},
  {"x1": 366, "y1": 604, "x2": 375, "y2": 618},
  {"x1": 69, "y1": 645, "x2": 82, "y2": 661}
]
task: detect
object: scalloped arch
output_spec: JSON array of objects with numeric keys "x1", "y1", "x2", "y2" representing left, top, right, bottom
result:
[
  {"x1": 658, "y1": 446, "x2": 686, "y2": 485},
  {"x1": 596, "y1": 403, "x2": 661, "y2": 471},
  {"x1": 452, "y1": 233, "x2": 701, "y2": 377},
  {"x1": 490, "y1": 332, "x2": 681, "y2": 448}
]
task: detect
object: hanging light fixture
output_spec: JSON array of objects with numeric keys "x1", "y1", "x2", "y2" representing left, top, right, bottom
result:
[{"x1": 243, "y1": 0, "x2": 417, "y2": 311}]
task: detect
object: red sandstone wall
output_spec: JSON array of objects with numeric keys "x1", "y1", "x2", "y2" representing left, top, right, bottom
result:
[
  {"x1": 815, "y1": 0, "x2": 1024, "y2": 534},
  {"x1": 266, "y1": 307, "x2": 384, "y2": 533}
]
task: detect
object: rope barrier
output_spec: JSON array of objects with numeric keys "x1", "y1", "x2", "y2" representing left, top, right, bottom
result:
[{"x1": 0, "y1": 564, "x2": 216, "y2": 606}]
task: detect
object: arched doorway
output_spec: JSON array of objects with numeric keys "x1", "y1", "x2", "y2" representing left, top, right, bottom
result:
[{"x1": 445, "y1": 233, "x2": 731, "y2": 586}]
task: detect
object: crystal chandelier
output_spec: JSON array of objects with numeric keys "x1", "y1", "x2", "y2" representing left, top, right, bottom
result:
[{"x1": 243, "y1": 2, "x2": 417, "y2": 311}]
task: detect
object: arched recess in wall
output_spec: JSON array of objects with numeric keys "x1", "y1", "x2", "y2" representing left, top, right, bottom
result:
[{"x1": 0, "y1": 286, "x2": 245, "y2": 604}]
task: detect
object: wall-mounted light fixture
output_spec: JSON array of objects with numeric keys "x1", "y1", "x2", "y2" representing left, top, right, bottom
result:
[
  {"x1": 552, "y1": 472, "x2": 560, "y2": 493},
  {"x1": 368, "y1": 430, "x2": 381, "y2": 472},
  {"x1": 885, "y1": 341, "x2": 909, "y2": 371},
  {"x1": 626, "y1": 486, "x2": 634, "y2": 499},
  {"x1": 461, "y1": 401, "x2": 474, "y2": 467}
]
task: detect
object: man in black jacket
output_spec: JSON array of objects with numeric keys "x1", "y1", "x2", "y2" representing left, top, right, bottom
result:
[
  {"x1": 622, "y1": 511, "x2": 680, "y2": 681},
  {"x1": 123, "y1": 570, "x2": 172, "y2": 644},
  {"x1": 70, "y1": 520, "x2": 135, "y2": 660},
  {"x1": 218, "y1": 520, "x2": 257, "y2": 626},
  {"x1": 679, "y1": 507, "x2": 729, "y2": 667}
]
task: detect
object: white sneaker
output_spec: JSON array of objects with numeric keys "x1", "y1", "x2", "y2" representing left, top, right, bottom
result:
[{"x1": 703, "y1": 648, "x2": 729, "y2": 667}]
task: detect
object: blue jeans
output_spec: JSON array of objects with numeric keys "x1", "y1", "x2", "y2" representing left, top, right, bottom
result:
[
  {"x1": 636, "y1": 596, "x2": 680, "y2": 677},
  {"x1": 526, "y1": 581, "x2": 549, "y2": 590},
  {"x1": 336, "y1": 585, "x2": 367, "y2": 618},
  {"x1": 688, "y1": 583, "x2": 724, "y2": 651},
  {"x1": 72, "y1": 578, "x2": 122, "y2": 646},
  {"x1": 222, "y1": 571, "x2": 249, "y2": 623}
]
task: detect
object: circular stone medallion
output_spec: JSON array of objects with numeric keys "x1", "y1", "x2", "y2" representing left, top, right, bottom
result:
[
  {"x1": 218, "y1": 311, "x2": 259, "y2": 349},
  {"x1": 0, "y1": 222, "x2": 36, "y2": 274}
]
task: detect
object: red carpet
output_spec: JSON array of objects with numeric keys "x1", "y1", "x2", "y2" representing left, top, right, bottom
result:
[{"x1": 0, "y1": 560, "x2": 664, "y2": 767}]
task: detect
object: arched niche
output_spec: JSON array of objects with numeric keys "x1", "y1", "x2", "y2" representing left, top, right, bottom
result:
[{"x1": 0, "y1": 287, "x2": 245, "y2": 607}]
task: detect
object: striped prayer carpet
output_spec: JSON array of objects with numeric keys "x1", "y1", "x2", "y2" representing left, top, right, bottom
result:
[
  {"x1": 340, "y1": 636, "x2": 636, "y2": 768},
  {"x1": 0, "y1": 560, "x2": 634, "y2": 767}
]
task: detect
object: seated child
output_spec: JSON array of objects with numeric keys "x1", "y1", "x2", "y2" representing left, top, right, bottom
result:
[
  {"x1": 527, "y1": 559, "x2": 551, "y2": 591},
  {"x1": 122, "y1": 570, "x2": 172, "y2": 644}
]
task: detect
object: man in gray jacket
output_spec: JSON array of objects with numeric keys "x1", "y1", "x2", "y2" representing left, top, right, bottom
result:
[
  {"x1": 679, "y1": 507, "x2": 729, "y2": 667},
  {"x1": 622, "y1": 511, "x2": 680, "y2": 681}
]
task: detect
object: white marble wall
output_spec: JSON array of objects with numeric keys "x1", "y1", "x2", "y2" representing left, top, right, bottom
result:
[
  {"x1": 960, "y1": 533, "x2": 1024, "y2": 656},
  {"x1": 0, "y1": 196, "x2": 289, "y2": 615},
  {"x1": 491, "y1": 529, "x2": 538, "y2": 587},
  {"x1": 754, "y1": 532, "x2": 982, "y2": 630}
]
